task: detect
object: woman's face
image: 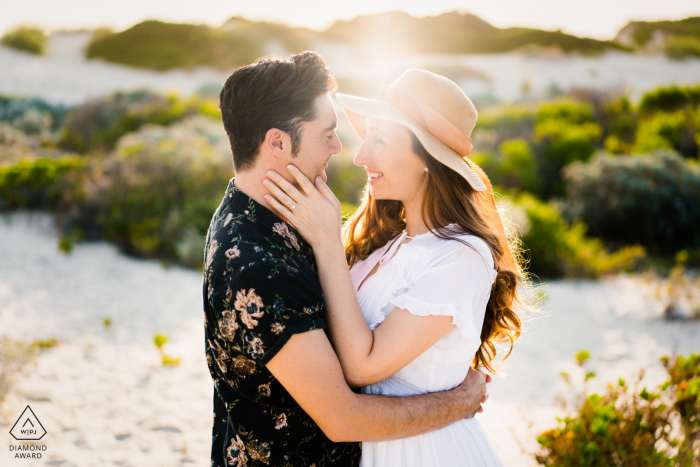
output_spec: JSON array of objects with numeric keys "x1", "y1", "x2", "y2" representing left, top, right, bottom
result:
[{"x1": 353, "y1": 117, "x2": 427, "y2": 203}]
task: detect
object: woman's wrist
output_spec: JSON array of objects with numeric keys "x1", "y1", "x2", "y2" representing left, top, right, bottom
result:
[{"x1": 312, "y1": 236, "x2": 345, "y2": 260}]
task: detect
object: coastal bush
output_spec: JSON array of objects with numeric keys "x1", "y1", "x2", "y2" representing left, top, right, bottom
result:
[
  {"x1": 471, "y1": 139, "x2": 541, "y2": 194},
  {"x1": 70, "y1": 117, "x2": 231, "y2": 267},
  {"x1": 86, "y1": 20, "x2": 266, "y2": 71},
  {"x1": 0, "y1": 123, "x2": 35, "y2": 164},
  {"x1": 665, "y1": 35, "x2": 700, "y2": 60},
  {"x1": 0, "y1": 95, "x2": 70, "y2": 130},
  {"x1": 639, "y1": 84, "x2": 700, "y2": 115},
  {"x1": 1, "y1": 26, "x2": 47, "y2": 55},
  {"x1": 536, "y1": 99, "x2": 595, "y2": 125},
  {"x1": 58, "y1": 90, "x2": 215, "y2": 153},
  {"x1": 0, "y1": 156, "x2": 87, "y2": 211},
  {"x1": 563, "y1": 151, "x2": 700, "y2": 253},
  {"x1": 534, "y1": 119, "x2": 602, "y2": 198},
  {"x1": 512, "y1": 193, "x2": 644, "y2": 278},
  {"x1": 602, "y1": 97, "x2": 637, "y2": 154},
  {"x1": 536, "y1": 352, "x2": 700, "y2": 466},
  {"x1": 633, "y1": 110, "x2": 698, "y2": 157}
]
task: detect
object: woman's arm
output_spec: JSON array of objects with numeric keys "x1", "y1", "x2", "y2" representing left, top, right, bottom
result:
[{"x1": 263, "y1": 167, "x2": 456, "y2": 387}]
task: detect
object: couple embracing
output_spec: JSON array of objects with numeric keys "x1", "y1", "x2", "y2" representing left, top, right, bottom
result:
[{"x1": 202, "y1": 50, "x2": 526, "y2": 467}]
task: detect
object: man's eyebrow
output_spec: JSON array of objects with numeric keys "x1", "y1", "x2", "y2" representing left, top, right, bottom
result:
[{"x1": 323, "y1": 122, "x2": 337, "y2": 132}]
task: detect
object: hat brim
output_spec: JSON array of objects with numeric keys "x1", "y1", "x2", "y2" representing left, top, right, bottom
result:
[{"x1": 335, "y1": 92, "x2": 487, "y2": 192}]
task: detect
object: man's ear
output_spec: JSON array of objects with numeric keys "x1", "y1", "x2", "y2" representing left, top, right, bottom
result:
[{"x1": 264, "y1": 128, "x2": 292, "y2": 158}]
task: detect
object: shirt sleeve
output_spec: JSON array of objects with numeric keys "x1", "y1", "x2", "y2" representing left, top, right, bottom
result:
[
  {"x1": 383, "y1": 240, "x2": 497, "y2": 360},
  {"x1": 216, "y1": 261, "x2": 326, "y2": 368}
]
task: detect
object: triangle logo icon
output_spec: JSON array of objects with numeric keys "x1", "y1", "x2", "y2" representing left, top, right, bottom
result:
[{"x1": 9, "y1": 406, "x2": 46, "y2": 441}]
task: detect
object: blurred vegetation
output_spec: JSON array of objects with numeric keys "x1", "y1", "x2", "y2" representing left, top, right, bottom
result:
[
  {"x1": 563, "y1": 151, "x2": 700, "y2": 254},
  {"x1": 84, "y1": 12, "x2": 628, "y2": 72},
  {"x1": 644, "y1": 250, "x2": 700, "y2": 320},
  {"x1": 0, "y1": 95, "x2": 69, "y2": 130},
  {"x1": 323, "y1": 11, "x2": 625, "y2": 55},
  {"x1": 1, "y1": 82, "x2": 699, "y2": 279},
  {"x1": 0, "y1": 156, "x2": 87, "y2": 211},
  {"x1": 536, "y1": 351, "x2": 700, "y2": 466},
  {"x1": 512, "y1": 193, "x2": 644, "y2": 279},
  {"x1": 58, "y1": 89, "x2": 219, "y2": 153},
  {"x1": 1, "y1": 26, "x2": 47, "y2": 55},
  {"x1": 86, "y1": 19, "x2": 315, "y2": 71},
  {"x1": 665, "y1": 35, "x2": 700, "y2": 60},
  {"x1": 0, "y1": 337, "x2": 37, "y2": 411}
]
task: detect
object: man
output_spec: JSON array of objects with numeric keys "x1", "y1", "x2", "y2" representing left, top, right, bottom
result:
[{"x1": 203, "y1": 51, "x2": 489, "y2": 467}]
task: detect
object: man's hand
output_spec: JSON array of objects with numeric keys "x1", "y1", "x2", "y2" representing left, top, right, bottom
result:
[{"x1": 452, "y1": 367, "x2": 491, "y2": 418}]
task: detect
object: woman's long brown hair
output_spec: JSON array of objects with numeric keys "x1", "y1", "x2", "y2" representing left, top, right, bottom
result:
[{"x1": 343, "y1": 132, "x2": 527, "y2": 373}]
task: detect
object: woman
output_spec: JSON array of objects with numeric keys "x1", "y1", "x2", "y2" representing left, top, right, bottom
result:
[{"x1": 263, "y1": 69, "x2": 526, "y2": 466}]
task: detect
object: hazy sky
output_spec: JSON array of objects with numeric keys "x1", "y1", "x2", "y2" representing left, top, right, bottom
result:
[{"x1": 2, "y1": 0, "x2": 700, "y2": 39}]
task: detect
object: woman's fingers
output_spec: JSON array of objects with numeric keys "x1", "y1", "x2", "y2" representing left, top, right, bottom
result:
[
  {"x1": 263, "y1": 179, "x2": 296, "y2": 209},
  {"x1": 286, "y1": 165, "x2": 318, "y2": 197},
  {"x1": 266, "y1": 170, "x2": 306, "y2": 202},
  {"x1": 264, "y1": 194, "x2": 293, "y2": 221}
]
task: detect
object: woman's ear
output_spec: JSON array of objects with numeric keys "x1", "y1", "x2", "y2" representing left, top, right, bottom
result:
[{"x1": 264, "y1": 128, "x2": 292, "y2": 158}]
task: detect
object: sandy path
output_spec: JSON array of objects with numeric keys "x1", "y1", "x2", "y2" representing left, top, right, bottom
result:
[{"x1": 1, "y1": 212, "x2": 699, "y2": 466}]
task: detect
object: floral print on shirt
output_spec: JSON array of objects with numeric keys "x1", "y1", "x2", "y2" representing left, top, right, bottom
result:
[{"x1": 203, "y1": 178, "x2": 361, "y2": 467}]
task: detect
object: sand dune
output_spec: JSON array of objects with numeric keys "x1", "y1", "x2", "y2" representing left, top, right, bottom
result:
[
  {"x1": 3, "y1": 32, "x2": 700, "y2": 106},
  {"x1": 1, "y1": 212, "x2": 699, "y2": 466}
]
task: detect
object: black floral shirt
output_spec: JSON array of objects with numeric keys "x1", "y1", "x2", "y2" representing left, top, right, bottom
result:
[{"x1": 203, "y1": 178, "x2": 361, "y2": 467}]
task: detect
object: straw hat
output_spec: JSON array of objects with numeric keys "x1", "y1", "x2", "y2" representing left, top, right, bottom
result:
[{"x1": 335, "y1": 68, "x2": 487, "y2": 192}]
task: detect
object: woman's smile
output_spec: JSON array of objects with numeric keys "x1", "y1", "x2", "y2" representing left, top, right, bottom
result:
[{"x1": 367, "y1": 170, "x2": 384, "y2": 184}]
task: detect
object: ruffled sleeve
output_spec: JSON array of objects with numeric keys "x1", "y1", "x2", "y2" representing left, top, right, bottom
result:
[{"x1": 382, "y1": 238, "x2": 497, "y2": 363}]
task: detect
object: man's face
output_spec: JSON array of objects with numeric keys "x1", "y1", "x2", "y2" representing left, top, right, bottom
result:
[{"x1": 287, "y1": 93, "x2": 341, "y2": 187}]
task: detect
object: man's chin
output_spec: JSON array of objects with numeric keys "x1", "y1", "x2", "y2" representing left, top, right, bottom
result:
[{"x1": 319, "y1": 169, "x2": 327, "y2": 184}]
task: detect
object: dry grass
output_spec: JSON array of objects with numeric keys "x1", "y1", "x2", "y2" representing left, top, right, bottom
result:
[{"x1": 0, "y1": 337, "x2": 37, "y2": 416}]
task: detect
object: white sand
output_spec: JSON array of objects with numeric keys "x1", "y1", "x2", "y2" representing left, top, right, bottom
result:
[
  {"x1": 3, "y1": 32, "x2": 700, "y2": 106},
  {"x1": 1, "y1": 212, "x2": 699, "y2": 466}
]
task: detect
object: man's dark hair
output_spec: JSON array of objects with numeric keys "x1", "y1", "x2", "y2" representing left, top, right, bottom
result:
[{"x1": 219, "y1": 51, "x2": 338, "y2": 172}]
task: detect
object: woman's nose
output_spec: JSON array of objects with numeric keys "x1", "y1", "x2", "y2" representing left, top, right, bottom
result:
[
  {"x1": 353, "y1": 141, "x2": 371, "y2": 167},
  {"x1": 332, "y1": 132, "x2": 342, "y2": 154}
]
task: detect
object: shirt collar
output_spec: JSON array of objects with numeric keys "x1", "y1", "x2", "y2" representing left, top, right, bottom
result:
[{"x1": 225, "y1": 178, "x2": 311, "y2": 252}]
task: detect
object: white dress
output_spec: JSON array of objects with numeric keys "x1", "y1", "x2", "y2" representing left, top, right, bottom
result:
[{"x1": 349, "y1": 224, "x2": 504, "y2": 467}]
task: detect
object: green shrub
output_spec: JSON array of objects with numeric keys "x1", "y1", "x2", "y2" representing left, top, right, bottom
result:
[
  {"x1": 58, "y1": 90, "x2": 213, "y2": 153},
  {"x1": 534, "y1": 119, "x2": 602, "y2": 198},
  {"x1": 70, "y1": 116, "x2": 232, "y2": 267},
  {"x1": 633, "y1": 110, "x2": 697, "y2": 156},
  {"x1": 86, "y1": 20, "x2": 266, "y2": 71},
  {"x1": 0, "y1": 156, "x2": 87, "y2": 211},
  {"x1": 563, "y1": 151, "x2": 700, "y2": 253},
  {"x1": 472, "y1": 140, "x2": 541, "y2": 194},
  {"x1": 0, "y1": 95, "x2": 70, "y2": 130},
  {"x1": 665, "y1": 35, "x2": 700, "y2": 60},
  {"x1": 536, "y1": 353, "x2": 700, "y2": 466},
  {"x1": 1, "y1": 26, "x2": 47, "y2": 55},
  {"x1": 639, "y1": 84, "x2": 700, "y2": 115},
  {"x1": 536, "y1": 99, "x2": 595, "y2": 125},
  {"x1": 662, "y1": 354, "x2": 700, "y2": 461},
  {"x1": 513, "y1": 193, "x2": 643, "y2": 278},
  {"x1": 478, "y1": 105, "x2": 536, "y2": 134},
  {"x1": 0, "y1": 123, "x2": 34, "y2": 164},
  {"x1": 498, "y1": 139, "x2": 541, "y2": 193},
  {"x1": 602, "y1": 97, "x2": 637, "y2": 154}
]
